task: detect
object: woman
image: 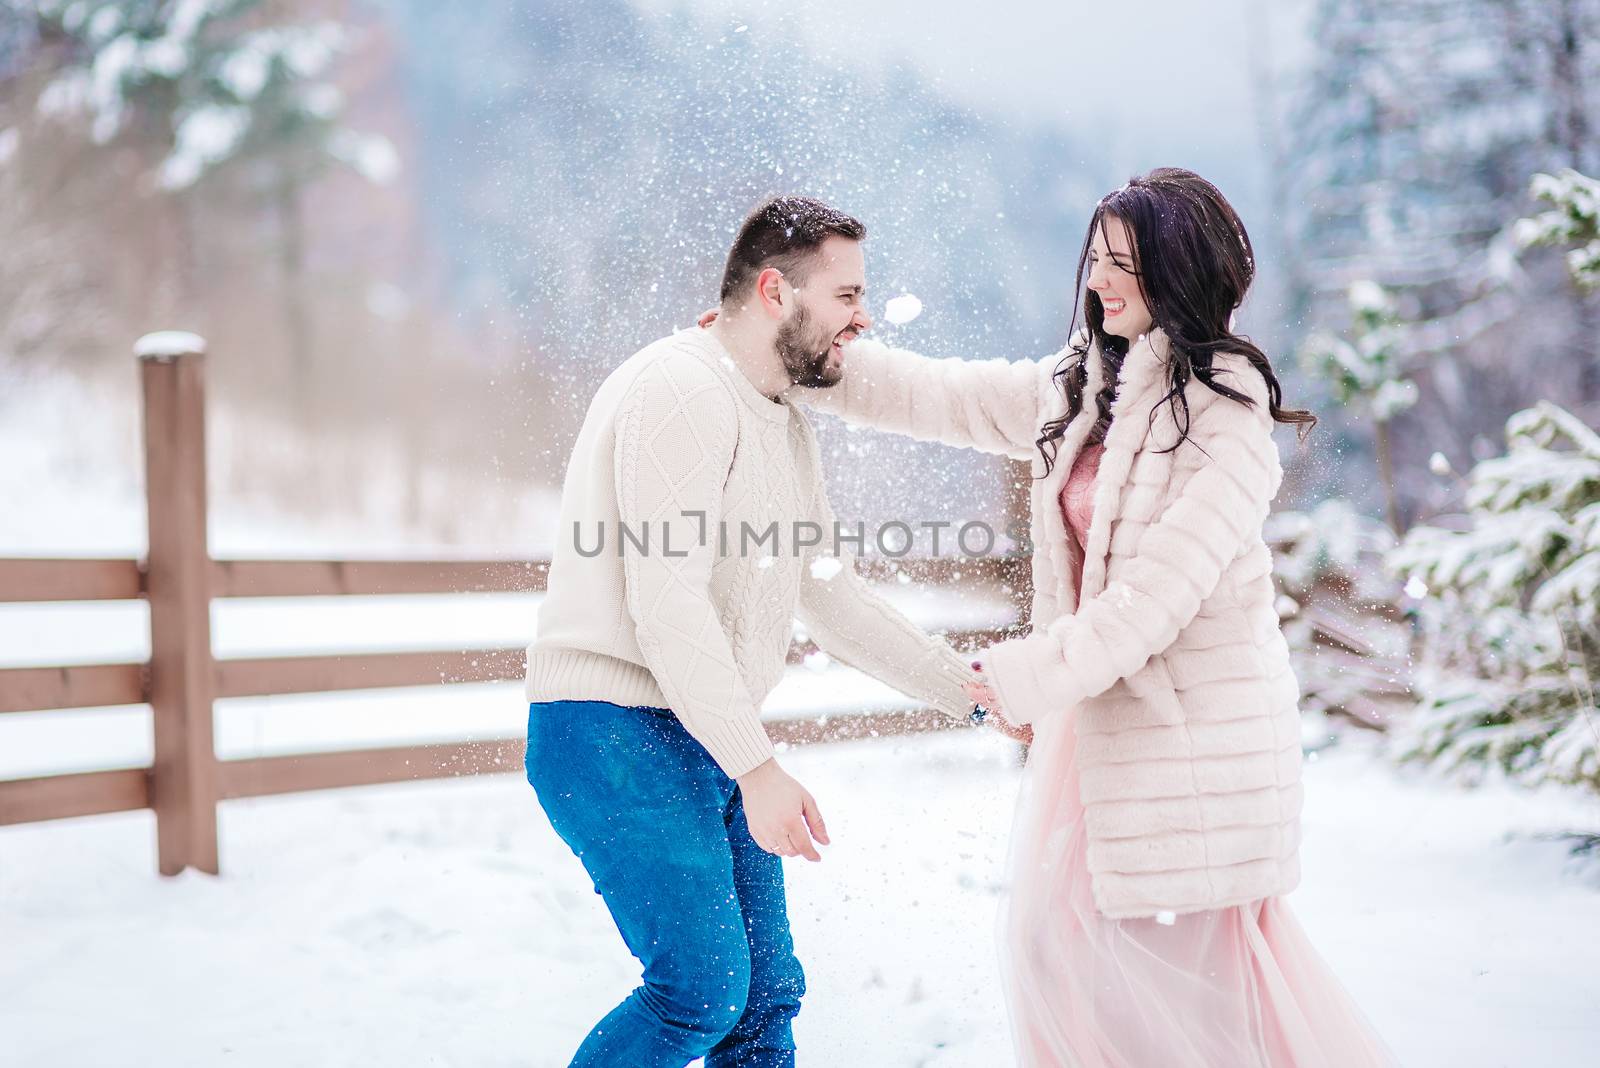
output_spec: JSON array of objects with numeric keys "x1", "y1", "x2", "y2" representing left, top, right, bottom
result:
[{"x1": 796, "y1": 169, "x2": 1396, "y2": 1066}]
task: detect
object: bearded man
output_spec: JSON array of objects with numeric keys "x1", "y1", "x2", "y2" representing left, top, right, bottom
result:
[{"x1": 522, "y1": 195, "x2": 978, "y2": 1067}]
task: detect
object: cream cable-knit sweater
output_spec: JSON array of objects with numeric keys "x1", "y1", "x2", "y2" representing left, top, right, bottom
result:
[
  {"x1": 795, "y1": 330, "x2": 1303, "y2": 918},
  {"x1": 525, "y1": 328, "x2": 977, "y2": 778}
]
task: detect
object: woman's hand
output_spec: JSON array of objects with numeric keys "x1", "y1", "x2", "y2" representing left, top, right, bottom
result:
[
  {"x1": 697, "y1": 308, "x2": 719, "y2": 328},
  {"x1": 965, "y1": 671, "x2": 1032, "y2": 746},
  {"x1": 963, "y1": 678, "x2": 1000, "y2": 708}
]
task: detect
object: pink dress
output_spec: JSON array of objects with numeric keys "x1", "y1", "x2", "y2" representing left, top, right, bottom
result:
[{"x1": 1000, "y1": 443, "x2": 1397, "y2": 1067}]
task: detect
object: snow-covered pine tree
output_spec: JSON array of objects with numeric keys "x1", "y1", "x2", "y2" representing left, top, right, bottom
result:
[
  {"x1": 23, "y1": 0, "x2": 392, "y2": 191},
  {"x1": 1516, "y1": 168, "x2": 1600, "y2": 290},
  {"x1": 1265, "y1": 498, "x2": 1407, "y2": 735},
  {"x1": 1387, "y1": 402, "x2": 1600, "y2": 794},
  {"x1": 1298, "y1": 280, "x2": 1418, "y2": 532}
]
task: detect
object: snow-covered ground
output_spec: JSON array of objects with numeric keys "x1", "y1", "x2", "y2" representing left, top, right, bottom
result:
[
  {"x1": 5, "y1": 367, "x2": 1599, "y2": 1065},
  {"x1": 3, "y1": 727, "x2": 1599, "y2": 1067}
]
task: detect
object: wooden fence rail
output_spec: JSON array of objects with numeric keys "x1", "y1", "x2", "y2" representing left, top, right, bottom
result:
[{"x1": 0, "y1": 335, "x2": 1031, "y2": 875}]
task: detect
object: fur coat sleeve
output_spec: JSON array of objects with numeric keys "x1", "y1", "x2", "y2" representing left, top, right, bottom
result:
[{"x1": 984, "y1": 351, "x2": 1281, "y2": 725}]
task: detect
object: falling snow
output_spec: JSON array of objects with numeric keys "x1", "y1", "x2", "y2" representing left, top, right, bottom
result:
[
  {"x1": 883, "y1": 293, "x2": 924, "y2": 325},
  {"x1": 809, "y1": 555, "x2": 845, "y2": 582}
]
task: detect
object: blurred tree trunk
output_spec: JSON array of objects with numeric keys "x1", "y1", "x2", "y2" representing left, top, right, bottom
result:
[
  {"x1": 1551, "y1": 0, "x2": 1593, "y2": 173},
  {"x1": 1374, "y1": 418, "x2": 1404, "y2": 535},
  {"x1": 125, "y1": 82, "x2": 195, "y2": 334},
  {"x1": 274, "y1": 166, "x2": 317, "y2": 430},
  {"x1": 1551, "y1": 0, "x2": 1600, "y2": 402}
]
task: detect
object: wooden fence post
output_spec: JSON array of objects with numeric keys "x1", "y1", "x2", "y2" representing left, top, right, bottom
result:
[{"x1": 136, "y1": 333, "x2": 219, "y2": 876}]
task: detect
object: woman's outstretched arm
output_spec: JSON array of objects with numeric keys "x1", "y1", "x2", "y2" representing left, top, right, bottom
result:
[{"x1": 789, "y1": 337, "x2": 1061, "y2": 462}]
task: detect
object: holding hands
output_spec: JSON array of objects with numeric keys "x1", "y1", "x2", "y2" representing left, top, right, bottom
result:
[{"x1": 966, "y1": 660, "x2": 1032, "y2": 746}]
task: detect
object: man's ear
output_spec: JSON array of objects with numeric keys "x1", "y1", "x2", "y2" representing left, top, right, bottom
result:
[{"x1": 755, "y1": 267, "x2": 787, "y2": 319}]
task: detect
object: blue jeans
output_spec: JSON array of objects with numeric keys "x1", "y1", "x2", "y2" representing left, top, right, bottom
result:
[{"x1": 525, "y1": 700, "x2": 805, "y2": 1067}]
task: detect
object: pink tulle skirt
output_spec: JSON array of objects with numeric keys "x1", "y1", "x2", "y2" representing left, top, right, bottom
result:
[{"x1": 1000, "y1": 711, "x2": 1399, "y2": 1067}]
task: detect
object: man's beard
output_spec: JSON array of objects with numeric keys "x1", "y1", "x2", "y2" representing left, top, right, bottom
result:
[{"x1": 774, "y1": 304, "x2": 843, "y2": 389}]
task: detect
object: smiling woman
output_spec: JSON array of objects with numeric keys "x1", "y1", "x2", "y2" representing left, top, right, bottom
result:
[
  {"x1": 791, "y1": 166, "x2": 1398, "y2": 1068},
  {"x1": 1085, "y1": 217, "x2": 1152, "y2": 338},
  {"x1": 1036, "y1": 167, "x2": 1317, "y2": 474}
]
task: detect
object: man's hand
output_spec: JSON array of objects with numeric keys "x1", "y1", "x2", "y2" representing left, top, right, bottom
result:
[{"x1": 736, "y1": 758, "x2": 829, "y2": 862}]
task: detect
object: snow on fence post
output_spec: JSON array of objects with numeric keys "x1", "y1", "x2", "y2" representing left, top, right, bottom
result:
[{"x1": 135, "y1": 332, "x2": 220, "y2": 876}]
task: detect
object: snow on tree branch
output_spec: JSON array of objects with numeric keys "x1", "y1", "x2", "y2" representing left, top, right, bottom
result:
[
  {"x1": 1299, "y1": 280, "x2": 1419, "y2": 420},
  {"x1": 1514, "y1": 169, "x2": 1600, "y2": 290},
  {"x1": 1387, "y1": 401, "x2": 1600, "y2": 791},
  {"x1": 21, "y1": 0, "x2": 396, "y2": 192}
]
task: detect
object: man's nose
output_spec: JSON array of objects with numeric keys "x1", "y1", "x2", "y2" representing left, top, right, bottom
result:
[{"x1": 853, "y1": 307, "x2": 872, "y2": 332}]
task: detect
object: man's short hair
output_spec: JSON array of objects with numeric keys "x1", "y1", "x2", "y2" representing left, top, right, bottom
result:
[{"x1": 719, "y1": 195, "x2": 867, "y2": 303}]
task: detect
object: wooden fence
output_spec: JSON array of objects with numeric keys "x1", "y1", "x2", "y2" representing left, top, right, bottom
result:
[{"x1": 0, "y1": 337, "x2": 1029, "y2": 875}]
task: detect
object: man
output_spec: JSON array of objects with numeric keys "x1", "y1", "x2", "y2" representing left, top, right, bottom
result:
[{"x1": 523, "y1": 196, "x2": 979, "y2": 1067}]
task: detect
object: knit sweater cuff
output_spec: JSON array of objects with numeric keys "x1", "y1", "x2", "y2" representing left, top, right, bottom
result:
[
  {"x1": 921, "y1": 642, "x2": 984, "y2": 720},
  {"x1": 983, "y1": 631, "x2": 1077, "y2": 727},
  {"x1": 698, "y1": 712, "x2": 778, "y2": 779}
]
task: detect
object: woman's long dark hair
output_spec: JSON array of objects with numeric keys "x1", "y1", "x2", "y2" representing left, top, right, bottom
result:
[{"x1": 1035, "y1": 167, "x2": 1316, "y2": 474}]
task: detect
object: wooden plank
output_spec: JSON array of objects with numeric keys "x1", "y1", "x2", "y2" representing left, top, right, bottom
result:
[
  {"x1": 767, "y1": 707, "x2": 970, "y2": 746},
  {"x1": 216, "y1": 708, "x2": 970, "y2": 802},
  {"x1": 0, "y1": 554, "x2": 1022, "y2": 603},
  {"x1": 853, "y1": 554, "x2": 1029, "y2": 587},
  {"x1": 0, "y1": 558, "x2": 145, "y2": 603},
  {"x1": 210, "y1": 559, "x2": 550, "y2": 598},
  {"x1": 0, "y1": 768, "x2": 150, "y2": 825},
  {"x1": 216, "y1": 739, "x2": 526, "y2": 800},
  {"x1": 213, "y1": 629, "x2": 1012, "y2": 702},
  {"x1": 141, "y1": 348, "x2": 220, "y2": 876},
  {"x1": 0, "y1": 662, "x2": 146, "y2": 714},
  {"x1": 214, "y1": 648, "x2": 527, "y2": 699},
  {"x1": 0, "y1": 706, "x2": 976, "y2": 827},
  {"x1": 204, "y1": 556, "x2": 1018, "y2": 599},
  {"x1": 786, "y1": 626, "x2": 1016, "y2": 666}
]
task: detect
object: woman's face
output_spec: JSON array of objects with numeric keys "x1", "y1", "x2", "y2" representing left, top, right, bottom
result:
[{"x1": 1086, "y1": 215, "x2": 1153, "y2": 340}]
